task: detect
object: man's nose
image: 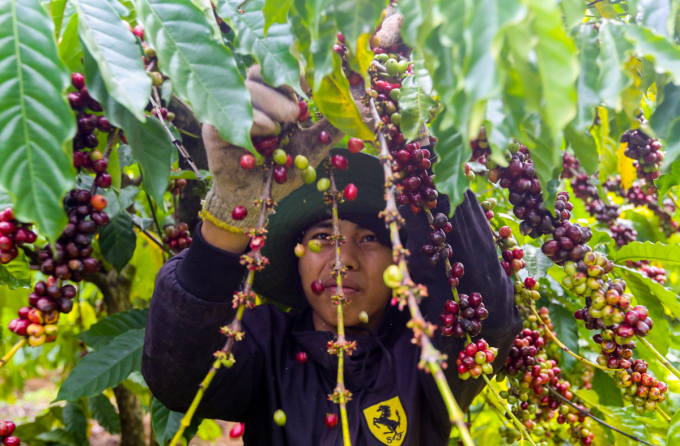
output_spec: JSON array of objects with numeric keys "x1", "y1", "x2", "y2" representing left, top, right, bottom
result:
[{"x1": 331, "y1": 241, "x2": 360, "y2": 271}]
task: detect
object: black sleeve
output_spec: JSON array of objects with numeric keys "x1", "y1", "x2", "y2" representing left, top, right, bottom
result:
[
  {"x1": 401, "y1": 189, "x2": 523, "y2": 413},
  {"x1": 142, "y1": 222, "x2": 265, "y2": 421}
]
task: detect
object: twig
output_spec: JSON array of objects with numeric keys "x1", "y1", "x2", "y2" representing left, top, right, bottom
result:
[
  {"x1": 528, "y1": 304, "x2": 621, "y2": 373},
  {"x1": 656, "y1": 406, "x2": 671, "y2": 422},
  {"x1": 483, "y1": 375, "x2": 538, "y2": 446},
  {"x1": 546, "y1": 386, "x2": 654, "y2": 445},
  {"x1": 0, "y1": 338, "x2": 27, "y2": 369},
  {"x1": 328, "y1": 168, "x2": 352, "y2": 446},
  {"x1": 637, "y1": 336, "x2": 680, "y2": 380},
  {"x1": 368, "y1": 98, "x2": 475, "y2": 446},
  {"x1": 145, "y1": 192, "x2": 164, "y2": 246},
  {"x1": 149, "y1": 94, "x2": 203, "y2": 180},
  {"x1": 89, "y1": 129, "x2": 120, "y2": 196},
  {"x1": 168, "y1": 167, "x2": 274, "y2": 446}
]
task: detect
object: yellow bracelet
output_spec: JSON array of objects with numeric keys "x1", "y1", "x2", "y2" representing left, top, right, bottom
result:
[{"x1": 198, "y1": 209, "x2": 245, "y2": 234}]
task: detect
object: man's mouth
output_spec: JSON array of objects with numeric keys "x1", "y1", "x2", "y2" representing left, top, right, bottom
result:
[{"x1": 323, "y1": 279, "x2": 360, "y2": 294}]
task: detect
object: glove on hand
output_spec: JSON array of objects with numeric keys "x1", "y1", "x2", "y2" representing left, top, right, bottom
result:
[{"x1": 202, "y1": 66, "x2": 345, "y2": 232}]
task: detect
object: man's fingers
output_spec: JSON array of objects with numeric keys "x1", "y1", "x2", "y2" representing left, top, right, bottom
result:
[
  {"x1": 251, "y1": 109, "x2": 281, "y2": 136},
  {"x1": 246, "y1": 80, "x2": 300, "y2": 124},
  {"x1": 375, "y1": 13, "x2": 402, "y2": 49}
]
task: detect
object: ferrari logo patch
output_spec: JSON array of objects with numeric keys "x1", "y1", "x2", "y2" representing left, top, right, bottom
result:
[{"x1": 363, "y1": 396, "x2": 407, "y2": 445}]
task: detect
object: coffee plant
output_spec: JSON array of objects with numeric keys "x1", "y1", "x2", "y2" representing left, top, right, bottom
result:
[{"x1": 1, "y1": 1, "x2": 680, "y2": 446}]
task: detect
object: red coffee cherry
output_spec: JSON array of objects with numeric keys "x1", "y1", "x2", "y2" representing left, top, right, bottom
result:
[
  {"x1": 319, "y1": 130, "x2": 331, "y2": 144},
  {"x1": 331, "y1": 155, "x2": 348, "y2": 170},
  {"x1": 347, "y1": 138, "x2": 364, "y2": 153},
  {"x1": 296, "y1": 351, "x2": 307, "y2": 363},
  {"x1": 311, "y1": 280, "x2": 325, "y2": 294},
  {"x1": 325, "y1": 413, "x2": 338, "y2": 428},
  {"x1": 232, "y1": 206, "x2": 247, "y2": 221},
  {"x1": 240, "y1": 154, "x2": 256, "y2": 170},
  {"x1": 344, "y1": 183, "x2": 357, "y2": 201}
]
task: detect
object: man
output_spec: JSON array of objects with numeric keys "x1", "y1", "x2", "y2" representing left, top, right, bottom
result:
[{"x1": 142, "y1": 13, "x2": 522, "y2": 446}]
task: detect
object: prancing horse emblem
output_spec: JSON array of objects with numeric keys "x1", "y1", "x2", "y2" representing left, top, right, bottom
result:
[{"x1": 363, "y1": 396, "x2": 407, "y2": 445}]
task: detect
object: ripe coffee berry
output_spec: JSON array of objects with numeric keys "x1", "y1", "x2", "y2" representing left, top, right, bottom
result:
[
  {"x1": 232, "y1": 206, "x2": 247, "y2": 221},
  {"x1": 319, "y1": 130, "x2": 331, "y2": 144},
  {"x1": 348, "y1": 138, "x2": 364, "y2": 153},
  {"x1": 229, "y1": 423, "x2": 245, "y2": 438},
  {"x1": 90, "y1": 195, "x2": 107, "y2": 211},
  {"x1": 344, "y1": 183, "x2": 357, "y2": 201},
  {"x1": 325, "y1": 413, "x2": 338, "y2": 428},
  {"x1": 296, "y1": 351, "x2": 308, "y2": 363},
  {"x1": 273, "y1": 166, "x2": 288, "y2": 184},
  {"x1": 240, "y1": 154, "x2": 256, "y2": 170},
  {"x1": 332, "y1": 155, "x2": 348, "y2": 170},
  {"x1": 311, "y1": 280, "x2": 325, "y2": 294}
]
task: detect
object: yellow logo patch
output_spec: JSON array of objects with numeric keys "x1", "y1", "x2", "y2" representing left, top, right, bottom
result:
[{"x1": 363, "y1": 396, "x2": 407, "y2": 445}]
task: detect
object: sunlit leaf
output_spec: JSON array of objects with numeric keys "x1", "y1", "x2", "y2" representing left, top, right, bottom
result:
[
  {"x1": 263, "y1": 0, "x2": 291, "y2": 35},
  {"x1": 611, "y1": 241, "x2": 680, "y2": 265},
  {"x1": 399, "y1": 76, "x2": 438, "y2": 142},
  {"x1": 618, "y1": 142, "x2": 637, "y2": 190},
  {"x1": 572, "y1": 24, "x2": 600, "y2": 134},
  {"x1": 0, "y1": 0, "x2": 77, "y2": 243},
  {"x1": 334, "y1": 0, "x2": 386, "y2": 55}
]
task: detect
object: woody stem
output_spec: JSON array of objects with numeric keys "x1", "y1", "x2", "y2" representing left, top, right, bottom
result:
[
  {"x1": 329, "y1": 168, "x2": 352, "y2": 446},
  {"x1": 369, "y1": 98, "x2": 474, "y2": 446},
  {"x1": 168, "y1": 166, "x2": 274, "y2": 446}
]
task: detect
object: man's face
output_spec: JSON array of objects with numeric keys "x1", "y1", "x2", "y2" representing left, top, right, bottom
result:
[{"x1": 299, "y1": 219, "x2": 394, "y2": 332}]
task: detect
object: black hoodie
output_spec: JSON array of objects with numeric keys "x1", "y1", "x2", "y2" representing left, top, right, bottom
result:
[{"x1": 142, "y1": 189, "x2": 523, "y2": 445}]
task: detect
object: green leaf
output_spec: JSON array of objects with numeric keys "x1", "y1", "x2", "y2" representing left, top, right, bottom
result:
[
  {"x1": 0, "y1": 252, "x2": 31, "y2": 289},
  {"x1": 51, "y1": 0, "x2": 68, "y2": 38},
  {"x1": 88, "y1": 394, "x2": 121, "y2": 434},
  {"x1": 299, "y1": 0, "x2": 337, "y2": 90},
  {"x1": 263, "y1": 0, "x2": 291, "y2": 34},
  {"x1": 549, "y1": 303, "x2": 579, "y2": 370},
  {"x1": 399, "y1": 76, "x2": 438, "y2": 142},
  {"x1": 431, "y1": 111, "x2": 470, "y2": 215},
  {"x1": 333, "y1": 0, "x2": 386, "y2": 55},
  {"x1": 56, "y1": 328, "x2": 146, "y2": 402},
  {"x1": 591, "y1": 368, "x2": 623, "y2": 407},
  {"x1": 36, "y1": 428, "x2": 77, "y2": 445},
  {"x1": 522, "y1": 244, "x2": 552, "y2": 279},
  {"x1": 78, "y1": 308, "x2": 149, "y2": 349},
  {"x1": 63, "y1": 403, "x2": 88, "y2": 446},
  {"x1": 611, "y1": 241, "x2": 680, "y2": 265},
  {"x1": 596, "y1": 22, "x2": 632, "y2": 111},
  {"x1": 655, "y1": 156, "x2": 680, "y2": 200},
  {"x1": 82, "y1": 46, "x2": 174, "y2": 205},
  {"x1": 625, "y1": 24, "x2": 680, "y2": 83},
  {"x1": 135, "y1": 0, "x2": 255, "y2": 153},
  {"x1": 59, "y1": 13, "x2": 83, "y2": 73},
  {"x1": 651, "y1": 81, "x2": 680, "y2": 169},
  {"x1": 523, "y1": 124, "x2": 561, "y2": 210},
  {"x1": 397, "y1": 0, "x2": 434, "y2": 49},
  {"x1": 75, "y1": 0, "x2": 151, "y2": 121},
  {"x1": 0, "y1": 0, "x2": 77, "y2": 243},
  {"x1": 668, "y1": 408, "x2": 680, "y2": 445},
  {"x1": 217, "y1": 0, "x2": 303, "y2": 97},
  {"x1": 151, "y1": 397, "x2": 203, "y2": 446},
  {"x1": 528, "y1": 0, "x2": 578, "y2": 140},
  {"x1": 565, "y1": 123, "x2": 598, "y2": 176},
  {"x1": 572, "y1": 24, "x2": 600, "y2": 133},
  {"x1": 99, "y1": 211, "x2": 137, "y2": 272},
  {"x1": 314, "y1": 53, "x2": 373, "y2": 140}
]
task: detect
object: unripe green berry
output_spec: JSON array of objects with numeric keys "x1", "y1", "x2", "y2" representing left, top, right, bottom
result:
[
  {"x1": 466, "y1": 171, "x2": 475, "y2": 181},
  {"x1": 273, "y1": 409, "x2": 286, "y2": 426},
  {"x1": 390, "y1": 89, "x2": 401, "y2": 101},
  {"x1": 383, "y1": 264, "x2": 403, "y2": 288},
  {"x1": 256, "y1": 155, "x2": 265, "y2": 166},
  {"x1": 487, "y1": 198, "x2": 497, "y2": 209},
  {"x1": 359, "y1": 311, "x2": 369, "y2": 324},
  {"x1": 144, "y1": 47, "x2": 156, "y2": 59},
  {"x1": 295, "y1": 155, "x2": 309, "y2": 170},
  {"x1": 302, "y1": 166, "x2": 317, "y2": 184},
  {"x1": 482, "y1": 362, "x2": 494, "y2": 374},
  {"x1": 375, "y1": 53, "x2": 388, "y2": 63},
  {"x1": 308, "y1": 240, "x2": 322, "y2": 253},
  {"x1": 390, "y1": 113, "x2": 401, "y2": 126},
  {"x1": 386, "y1": 59, "x2": 399, "y2": 77},
  {"x1": 294, "y1": 244, "x2": 305, "y2": 258},
  {"x1": 397, "y1": 60, "x2": 409, "y2": 73},
  {"x1": 151, "y1": 71, "x2": 164, "y2": 87},
  {"x1": 316, "y1": 177, "x2": 330, "y2": 191},
  {"x1": 273, "y1": 149, "x2": 287, "y2": 165}
]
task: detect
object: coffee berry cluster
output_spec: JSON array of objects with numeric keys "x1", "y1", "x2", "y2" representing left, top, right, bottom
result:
[
  {"x1": 559, "y1": 252, "x2": 614, "y2": 301},
  {"x1": 614, "y1": 362, "x2": 668, "y2": 414},
  {"x1": 0, "y1": 421, "x2": 18, "y2": 446},
  {"x1": 39, "y1": 190, "x2": 107, "y2": 282},
  {"x1": 504, "y1": 328, "x2": 547, "y2": 378},
  {"x1": 420, "y1": 212, "x2": 453, "y2": 267},
  {"x1": 627, "y1": 261, "x2": 667, "y2": 285},
  {"x1": 8, "y1": 278, "x2": 77, "y2": 346},
  {"x1": 439, "y1": 291, "x2": 488, "y2": 337},
  {"x1": 513, "y1": 277, "x2": 540, "y2": 306},
  {"x1": 540, "y1": 194, "x2": 593, "y2": 265},
  {"x1": 69, "y1": 73, "x2": 114, "y2": 189},
  {"x1": 456, "y1": 338, "x2": 497, "y2": 380},
  {"x1": 0, "y1": 208, "x2": 37, "y2": 264},
  {"x1": 488, "y1": 144, "x2": 565, "y2": 239},
  {"x1": 495, "y1": 226, "x2": 523, "y2": 277},
  {"x1": 163, "y1": 223, "x2": 193, "y2": 250},
  {"x1": 469, "y1": 128, "x2": 490, "y2": 164},
  {"x1": 621, "y1": 129, "x2": 665, "y2": 182}
]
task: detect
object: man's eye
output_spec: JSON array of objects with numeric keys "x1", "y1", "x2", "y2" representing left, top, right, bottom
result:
[
  {"x1": 361, "y1": 235, "x2": 378, "y2": 243},
  {"x1": 312, "y1": 233, "x2": 331, "y2": 240}
]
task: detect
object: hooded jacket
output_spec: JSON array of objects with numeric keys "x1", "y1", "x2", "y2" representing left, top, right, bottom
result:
[{"x1": 142, "y1": 189, "x2": 523, "y2": 445}]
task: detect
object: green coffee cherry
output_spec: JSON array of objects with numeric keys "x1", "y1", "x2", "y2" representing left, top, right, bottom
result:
[
  {"x1": 302, "y1": 166, "x2": 317, "y2": 184},
  {"x1": 273, "y1": 149, "x2": 287, "y2": 165},
  {"x1": 383, "y1": 265, "x2": 403, "y2": 288},
  {"x1": 316, "y1": 177, "x2": 330, "y2": 191},
  {"x1": 359, "y1": 311, "x2": 369, "y2": 324},
  {"x1": 375, "y1": 53, "x2": 388, "y2": 63},
  {"x1": 308, "y1": 240, "x2": 322, "y2": 253},
  {"x1": 294, "y1": 244, "x2": 305, "y2": 258},
  {"x1": 295, "y1": 155, "x2": 309, "y2": 170},
  {"x1": 273, "y1": 409, "x2": 286, "y2": 426},
  {"x1": 386, "y1": 59, "x2": 399, "y2": 77},
  {"x1": 255, "y1": 155, "x2": 265, "y2": 166},
  {"x1": 390, "y1": 113, "x2": 401, "y2": 126},
  {"x1": 390, "y1": 89, "x2": 401, "y2": 101},
  {"x1": 397, "y1": 60, "x2": 409, "y2": 73}
]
